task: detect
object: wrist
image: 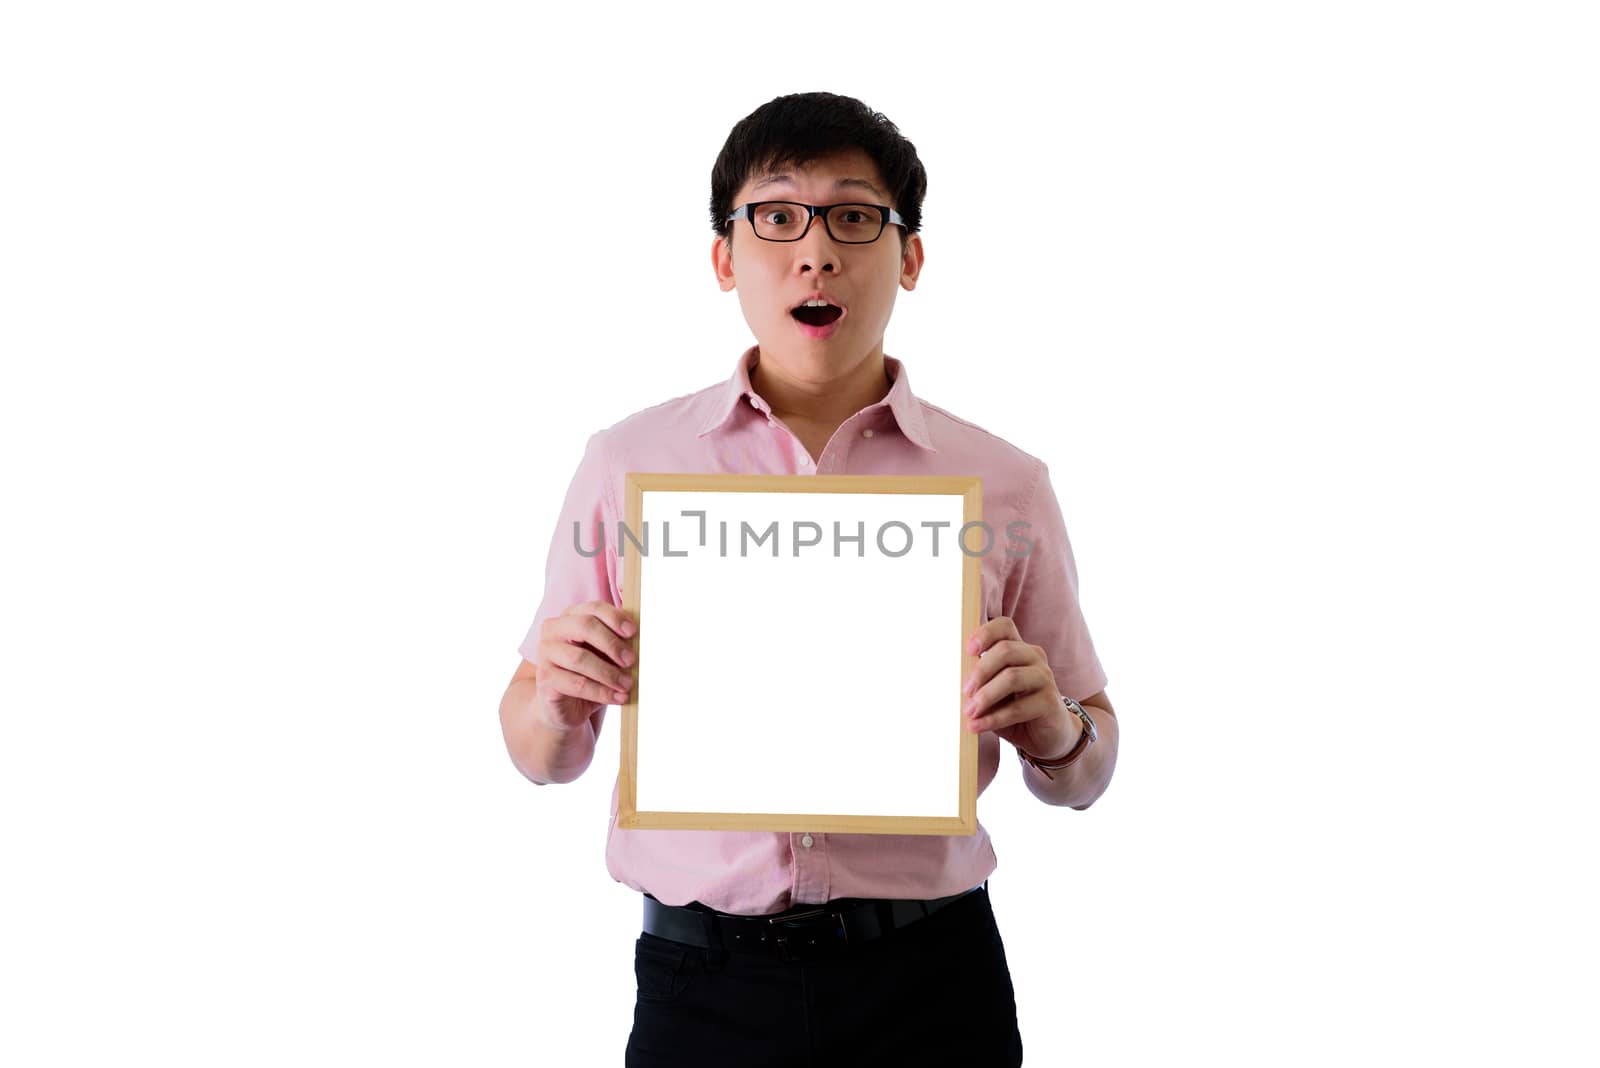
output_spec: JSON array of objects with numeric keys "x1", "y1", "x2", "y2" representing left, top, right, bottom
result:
[
  {"x1": 1017, "y1": 695, "x2": 1098, "y2": 780},
  {"x1": 1026, "y1": 714, "x2": 1083, "y2": 763}
]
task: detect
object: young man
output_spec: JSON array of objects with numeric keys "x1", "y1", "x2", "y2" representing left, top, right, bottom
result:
[{"x1": 499, "y1": 91, "x2": 1118, "y2": 1067}]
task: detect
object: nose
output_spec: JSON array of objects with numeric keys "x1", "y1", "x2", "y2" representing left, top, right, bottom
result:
[{"x1": 795, "y1": 211, "x2": 839, "y2": 274}]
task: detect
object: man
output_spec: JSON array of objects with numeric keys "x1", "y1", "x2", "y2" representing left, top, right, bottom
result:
[{"x1": 499, "y1": 91, "x2": 1118, "y2": 1067}]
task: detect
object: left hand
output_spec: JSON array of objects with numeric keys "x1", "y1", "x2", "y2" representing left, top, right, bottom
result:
[{"x1": 962, "y1": 616, "x2": 1079, "y2": 760}]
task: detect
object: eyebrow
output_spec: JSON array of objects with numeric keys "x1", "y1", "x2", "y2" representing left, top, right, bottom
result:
[{"x1": 750, "y1": 174, "x2": 888, "y2": 201}]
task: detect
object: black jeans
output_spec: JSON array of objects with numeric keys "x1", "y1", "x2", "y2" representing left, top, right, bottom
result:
[{"x1": 625, "y1": 882, "x2": 1024, "y2": 1067}]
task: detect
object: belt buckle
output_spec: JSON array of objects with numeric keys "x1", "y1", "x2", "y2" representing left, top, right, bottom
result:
[{"x1": 766, "y1": 907, "x2": 849, "y2": 962}]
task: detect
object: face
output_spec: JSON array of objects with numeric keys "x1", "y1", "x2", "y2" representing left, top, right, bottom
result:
[{"x1": 712, "y1": 148, "x2": 924, "y2": 378}]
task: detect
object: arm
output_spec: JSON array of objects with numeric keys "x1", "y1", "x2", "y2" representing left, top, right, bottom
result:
[
  {"x1": 501, "y1": 430, "x2": 624, "y2": 785},
  {"x1": 1017, "y1": 689, "x2": 1119, "y2": 809},
  {"x1": 997, "y1": 457, "x2": 1115, "y2": 808},
  {"x1": 499, "y1": 657, "x2": 607, "y2": 786}
]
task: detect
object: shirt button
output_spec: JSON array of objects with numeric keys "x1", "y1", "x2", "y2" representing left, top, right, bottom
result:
[
  {"x1": 748, "y1": 396, "x2": 759, "y2": 408},
  {"x1": 800, "y1": 456, "x2": 812, "y2": 466},
  {"x1": 861, "y1": 428, "x2": 874, "y2": 438},
  {"x1": 767, "y1": 418, "x2": 777, "y2": 428},
  {"x1": 801, "y1": 834, "x2": 814, "y2": 848}
]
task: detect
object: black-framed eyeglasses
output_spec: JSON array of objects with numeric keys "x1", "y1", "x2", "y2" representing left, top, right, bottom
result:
[{"x1": 726, "y1": 201, "x2": 907, "y2": 244}]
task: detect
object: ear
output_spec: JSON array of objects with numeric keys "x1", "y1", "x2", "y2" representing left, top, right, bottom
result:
[
  {"x1": 899, "y1": 232, "x2": 925, "y2": 292},
  {"x1": 711, "y1": 233, "x2": 737, "y2": 293}
]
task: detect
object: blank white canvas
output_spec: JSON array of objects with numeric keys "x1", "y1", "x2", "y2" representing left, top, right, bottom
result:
[{"x1": 632, "y1": 489, "x2": 968, "y2": 818}]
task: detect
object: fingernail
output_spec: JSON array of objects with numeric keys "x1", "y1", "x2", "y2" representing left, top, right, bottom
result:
[
  {"x1": 621, "y1": 648, "x2": 635, "y2": 666},
  {"x1": 962, "y1": 677, "x2": 974, "y2": 695}
]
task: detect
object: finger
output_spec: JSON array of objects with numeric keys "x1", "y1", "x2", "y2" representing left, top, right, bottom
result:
[
  {"x1": 966, "y1": 615, "x2": 1022, "y2": 656},
  {"x1": 555, "y1": 601, "x2": 637, "y2": 650},
  {"x1": 965, "y1": 664, "x2": 1051, "y2": 725},
  {"x1": 967, "y1": 692, "x2": 1027, "y2": 735},
  {"x1": 582, "y1": 599, "x2": 637, "y2": 640},
  {"x1": 969, "y1": 687, "x2": 1051, "y2": 734},
  {"x1": 546, "y1": 610, "x2": 635, "y2": 671},
  {"x1": 539, "y1": 662, "x2": 629, "y2": 713},
  {"x1": 962, "y1": 640, "x2": 1037, "y2": 698},
  {"x1": 544, "y1": 636, "x2": 635, "y2": 696}
]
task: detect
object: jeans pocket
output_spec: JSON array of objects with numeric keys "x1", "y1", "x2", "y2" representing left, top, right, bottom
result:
[{"x1": 634, "y1": 934, "x2": 692, "y2": 1004}]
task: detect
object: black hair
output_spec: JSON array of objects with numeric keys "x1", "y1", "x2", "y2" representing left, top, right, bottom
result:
[{"x1": 710, "y1": 91, "x2": 927, "y2": 255}]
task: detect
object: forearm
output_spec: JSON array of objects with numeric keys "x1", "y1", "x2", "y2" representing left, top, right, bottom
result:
[
  {"x1": 1019, "y1": 701, "x2": 1119, "y2": 809},
  {"x1": 499, "y1": 677, "x2": 599, "y2": 785}
]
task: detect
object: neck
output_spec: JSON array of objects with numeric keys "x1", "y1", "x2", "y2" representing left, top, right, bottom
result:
[{"x1": 751, "y1": 347, "x2": 893, "y2": 427}]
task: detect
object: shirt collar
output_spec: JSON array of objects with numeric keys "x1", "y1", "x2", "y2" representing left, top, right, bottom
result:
[{"x1": 695, "y1": 345, "x2": 937, "y2": 452}]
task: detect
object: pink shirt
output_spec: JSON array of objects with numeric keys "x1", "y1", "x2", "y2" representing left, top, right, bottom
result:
[{"x1": 518, "y1": 345, "x2": 1108, "y2": 915}]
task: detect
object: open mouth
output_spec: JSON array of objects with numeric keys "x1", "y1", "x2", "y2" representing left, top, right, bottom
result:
[{"x1": 790, "y1": 300, "x2": 844, "y2": 327}]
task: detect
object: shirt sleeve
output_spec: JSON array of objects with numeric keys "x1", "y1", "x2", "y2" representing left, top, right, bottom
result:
[
  {"x1": 1000, "y1": 458, "x2": 1108, "y2": 703},
  {"x1": 516, "y1": 430, "x2": 623, "y2": 667}
]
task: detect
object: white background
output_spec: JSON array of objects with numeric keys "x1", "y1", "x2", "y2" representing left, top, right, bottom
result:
[{"x1": 2, "y1": 2, "x2": 1595, "y2": 1065}]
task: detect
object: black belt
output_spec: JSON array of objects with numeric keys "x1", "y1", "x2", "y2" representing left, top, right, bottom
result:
[{"x1": 641, "y1": 881, "x2": 987, "y2": 962}]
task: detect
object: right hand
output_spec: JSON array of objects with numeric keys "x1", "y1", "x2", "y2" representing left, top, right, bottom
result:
[{"x1": 533, "y1": 600, "x2": 637, "y2": 733}]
